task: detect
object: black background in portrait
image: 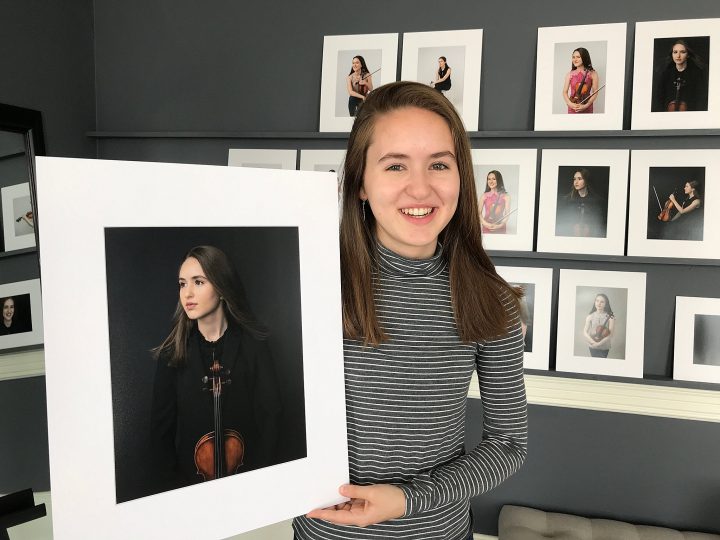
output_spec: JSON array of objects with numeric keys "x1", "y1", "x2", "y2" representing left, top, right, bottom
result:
[
  {"x1": 105, "y1": 227, "x2": 307, "y2": 503},
  {"x1": 511, "y1": 282, "x2": 534, "y2": 353},
  {"x1": 693, "y1": 314, "x2": 720, "y2": 367},
  {"x1": 651, "y1": 36, "x2": 710, "y2": 112},
  {"x1": 0, "y1": 293, "x2": 32, "y2": 337},
  {"x1": 646, "y1": 166, "x2": 704, "y2": 241},
  {"x1": 555, "y1": 165, "x2": 610, "y2": 238}
]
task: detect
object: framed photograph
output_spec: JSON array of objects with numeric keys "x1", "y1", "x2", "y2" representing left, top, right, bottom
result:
[
  {"x1": 632, "y1": 18, "x2": 720, "y2": 130},
  {"x1": 495, "y1": 266, "x2": 553, "y2": 370},
  {"x1": 627, "y1": 149, "x2": 720, "y2": 259},
  {"x1": 299, "y1": 149, "x2": 346, "y2": 208},
  {"x1": 227, "y1": 148, "x2": 297, "y2": 170},
  {"x1": 0, "y1": 279, "x2": 43, "y2": 351},
  {"x1": 319, "y1": 33, "x2": 399, "y2": 132},
  {"x1": 35, "y1": 157, "x2": 347, "y2": 540},
  {"x1": 534, "y1": 23, "x2": 627, "y2": 131},
  {"x1": 471, "y1": 149, "x2": 537, "y2": 251},
  {"x1": 674, "y1": 296, "x2": 720, "y2": 384},
  {"x1": 537, "y1": 149, "x2": 629, "y2": 255},
  {"x1": 1, "y1": 182, "x2": 35, "y2": 251},
  {"x1": 401, "y1": 29, "x2": 483, "y2": 131},
  {"x1": 556, "y1": 269, "x2": 646, "y2": 379}
]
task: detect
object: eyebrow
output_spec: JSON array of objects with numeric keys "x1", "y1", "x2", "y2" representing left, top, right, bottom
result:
[
  {"x1": 178, "y1": 275, "x2": 207, "y2": 281},
  {"x1": 377, "y1": 150, "x2": 456, "y2": 163}
]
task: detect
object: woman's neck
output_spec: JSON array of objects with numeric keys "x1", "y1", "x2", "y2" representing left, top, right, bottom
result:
[
  {"x1": 2, "y1": 319, "x2": 11, "y2": 328},
  {"x1": 676, "y1": 62, "x2": 687, "y2": 72},
  {"x1": 577, "y1": 187, "x2": 588, "y2": 197},
  {"x1": 197, "y1": 312, "x2": 228, "y2": 342}
]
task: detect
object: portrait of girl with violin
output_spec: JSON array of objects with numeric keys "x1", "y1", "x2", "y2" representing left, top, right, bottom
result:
[
  {"x1": 478, "y1": 169, "x2": 512, "y2": 234},
  {"x1": 582, "y1": 293, "x2": 615, "y2": 358},
  {"x1": 347, "y1": 55, "x2": 374, "y2": 117},
  {"x1": 647, "y1": 168, "x2": 705, "y2": 242},
  {"x1": 562, "y1": 47, "x2": 600, "y2": 114},
  {"x1": 150, "y1": 245, "x2": 284, "y2": 492},
  {"x1": 651, "y1": 37, "x2": 709, "y2": 113}
]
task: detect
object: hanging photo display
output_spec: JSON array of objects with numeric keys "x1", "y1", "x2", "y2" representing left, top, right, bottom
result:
[{"x1": 674, "y1": 296, "x2": 720, "y2": 384}]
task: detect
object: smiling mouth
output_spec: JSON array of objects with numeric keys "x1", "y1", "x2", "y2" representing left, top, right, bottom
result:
[{"x1": 401, "y1": 207, "x2": 434, "y2": 217}]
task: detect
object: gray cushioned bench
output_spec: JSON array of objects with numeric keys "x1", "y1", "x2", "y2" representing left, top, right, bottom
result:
[{"x1": 498, "y1": 505, "x2": 720, "y2": 540}]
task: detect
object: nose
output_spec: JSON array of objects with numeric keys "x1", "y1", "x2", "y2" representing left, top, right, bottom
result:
[{"x1": 405, "y1": 170, "x2": 433, "y2": 199}]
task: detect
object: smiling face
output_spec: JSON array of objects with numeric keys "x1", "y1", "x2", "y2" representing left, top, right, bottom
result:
[
  {"x1": 672, "y1": 44, "x2": 688, "y2": 67},
  {"x1": 2, "y1": 298, "x2": 14, "y2": 324},
  {"x1": 487, "y1": 172, "x2": 497, "y2": 190},
  {"x1": 178, "y1": 257, "x2": 223, "y2": 322},
  {"x1": 352, "y1": 57, "x2": 362, "y2": 73},
  {"x1": 572, "y1": 50, "x2": 584, "y2": 69},
  {"x1": 360, "y1": 106, "x2": 460, "y2": 259}
]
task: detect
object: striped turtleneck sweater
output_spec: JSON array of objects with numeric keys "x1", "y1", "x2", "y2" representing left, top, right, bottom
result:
[{"x1": 293, "y1": 244, "x2": 528, "y2": 539}]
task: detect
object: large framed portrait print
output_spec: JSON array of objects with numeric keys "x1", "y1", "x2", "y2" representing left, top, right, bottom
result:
[
  {"x1": 401, "y1": 29, "x2": 483, "y2": 131},
  {"x1": 534, "y1": 23, "x2": 626, "y2": 131},
  {"x1": 627, "y1": 149, "x2": 720, "y2": 259},
  {"x1": 537, "y1": 149, "x2": 629, "y2": 255},
  {"x1": 632, "y1": 18, "x2": 720, "y2": 130},
  {"x1": 556, "y1": 269, "x2": 646, "y2": 379},
  {"x1": 319, "y1": 33, "x2": 398, "y2": 132},
  {"x1": 35, "y1": 157, "x2": 348, "y2": 540},
  {"x1": 674, "y1": 296, "x2": 720, "y2": 384}
]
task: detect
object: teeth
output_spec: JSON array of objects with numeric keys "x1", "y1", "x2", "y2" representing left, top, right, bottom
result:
[{"x1": 401, "y1": 208, "x2": 433, "y2": 217}]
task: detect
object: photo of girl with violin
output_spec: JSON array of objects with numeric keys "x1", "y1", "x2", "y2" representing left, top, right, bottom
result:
[
  {"x1": 646, "y1": 166, "x2": 705, "y2": 241},
  {"x1": 555, "y1": 166, "x2": 609, "y2": 238},
  {"x1": 581, "y1": 293, "x2": 615, "y2": 358},
  {"x1": 562, "y1": 47, "x2": 600, "y2": 114},
  {"x1": 347, "y1": 55, "x2": 374, "y2": 117},
  {"x1": 651, "y1": 37, "x2": 709, "y2": 113},
  {"x1": 431, "y1": 56, "x2": 452, "y2": 93},
  {"x1": 294, "y1": 81, "x2": 527, "y2": 540},
  {"x1": 150, "y1": 245, "x2": 282, "y2": 492},
  {"x1": 478, "y1": 169, "x2": 512, "y2": 234}
]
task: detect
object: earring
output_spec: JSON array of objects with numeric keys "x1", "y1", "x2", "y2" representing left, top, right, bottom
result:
[{"x1": 361, "y1": 199, "x2": 366, "y2": 221}]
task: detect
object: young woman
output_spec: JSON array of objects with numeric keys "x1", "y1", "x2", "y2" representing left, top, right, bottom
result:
[
  {"x1": 1, "y1": 297, "x2": 16, "y2": 335},
  {"x1": 562, "y1": 48, "x2": 600, "y2": 114},
  {"x1": 295, "y1": 81, "x2": 527, "y2": 540},
  {"x1": 668, "y1": 180, "x2": 702, "y2": 219},
  {"x1": 660, "y1": 180, "x2": 704, "y2": 241},
  {"x1": 431, "y1": 56, "x2": 452, "y2": 93},
  {"x1": 150, "y1": 245, "x2": 280, "y2": 492},
  {"x1": 582, "y1": 293, "x2": 615, "y2": 358},
  {"x1": 557, "y1": 168, "x2": 606, "y2": 238},
  {"x1": 347, "y1": 55, "x2": 373, "y2": 117},
  {"x1": 479, "y1": 169, "x2": 512, "y2": 234},
  {"x1": 652, "y1": 39, "x2": 708, "y2": 112}
]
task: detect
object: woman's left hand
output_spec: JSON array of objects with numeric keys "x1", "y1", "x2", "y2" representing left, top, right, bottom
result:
[{"x1": 306, "y1": 483, "x2": 406, "y2": 527}]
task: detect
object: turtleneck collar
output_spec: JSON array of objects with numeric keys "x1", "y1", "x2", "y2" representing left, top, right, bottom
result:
[{"x1": 375, "y1": 240, "x2": 447, "y2": 278}]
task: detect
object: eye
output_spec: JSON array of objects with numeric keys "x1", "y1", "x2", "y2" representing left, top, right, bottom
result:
[
  {"x1": 178, "y1": 281, "x2": 186, "y2": 289},
  {"x1": 430, "y1": 162, "x2": 450, "y2": 171},
  {"x1": 195, "y1": 279, "x2": 205, "y2": 286},
  {"x1": 385, "y1": 164, "x2": 404, "y2": 172}
]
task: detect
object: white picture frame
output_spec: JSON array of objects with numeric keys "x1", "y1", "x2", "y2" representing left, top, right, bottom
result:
[
  {"x1": 401, "y1": 29, "x2": 483, "y2": 131},
  {"x1": 471, "y1": 148, "x2": 537, "y2": 252},
  {"x1": 627, "y1": 149, "x2": 720, "y2": 259},
  {"x1": 1, "y1": 182, "x2": 35, "y2": 251},
  {"x1": 495, "y1": 266, "x2": 553, "y2": 371},
  {"x1": 537, "y1": 149, "x2": 629, "y2": 255},
  {"x1": 0, "y1": 279, "x2": 43, "y2": 352},
  {"x1": 631, "y1": 18, "x2": 720, "y2": 130},
  {"x1": 534, "y1": 22, "x2": 627, "y2": 131},
  {"x1": 674, "y1": 296, "x2": 720, "y2": 384},
  {"x1": 35, "y1": 157, "x2": 348, "y2": 540},
  {"x1": 556, "y1": 269, "x2": 646, "y2": 379},
  {"x1": 227, "y1": 148, "x2": 297, "y2": 170},
  {"x1": 319, "y1": 33, "x2": 399, "y2": 132}
]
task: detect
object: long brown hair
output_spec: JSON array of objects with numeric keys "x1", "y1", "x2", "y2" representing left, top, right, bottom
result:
[
  {"x1": 154, "y1": 245, "x2": 267, "y2": 366},
  {"x1": 340, "y1": 81, "x2": 520, "y2": 345}
]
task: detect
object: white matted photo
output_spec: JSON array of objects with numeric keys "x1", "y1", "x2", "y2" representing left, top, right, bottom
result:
[
  {"x1": 227, "y1": 148, "x2": 297, "y2": 170},
  {"x1": 537, "y1": 149, "x2": 629, "y2": 255},
  {"x1": 632, "y1": 18, "x2": 720, "y2": 130},
  {"x1": 401, "y1": 29, "x2": 483, "y2": 131},
  {"x1": 674, "y1": 296, "x2": 720, "y2": 384},
  {"x1": 534, "y1": 23, "x2": 626, "y2": 131},
  {"x1": 556, "y1": 269, "x2": 646, "y2": 378},
  {"x1": 1, "y1": 182, "x2": 35, "y2": 251},
  {"x1": 35, "y1": 157, "x2": 348, "y2": 540},
  {"x1": 319, "y1": 33, "x2": 399, "y2": 132},
  {"x1": 627, "y1": 149, "x2": 720, "y2": 259},
  {"x1": 299, "y1": 149, "x2": 346, "y2": 208},
  {"x1": 471, "y1": 149, "x2": 537, "y2": 251},
  {"x1": 0, "y1": 279, "x2": 43, "y2": 352},
  {"x1": 495, "y1": 266, "x2": 553, "y2": 370}
]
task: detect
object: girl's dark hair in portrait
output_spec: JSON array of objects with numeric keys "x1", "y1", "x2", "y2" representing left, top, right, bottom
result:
[
  {"x1": 662, "y1": 39, "x2": 707, "y2": 71},
  {"x1": 567, "y1": 168, "x2": 592, "y2": 199},
  {"x1": 153, "y1": 245, "x2": 267, "y2": 367},
  {"x1": 340, "y1": 81, "x2": 521, "y2": 346},
  {"x1": 348, "y1": 55, "x2": 370, "y2": 76},
  {"x1": 571, "y1": 48, "x2": 594, "y2": 71},
  {"x1": 439, "y1": 56, "x2": 450, "y2": 68},
  {"x1": 686, "y1": 179, "x2": 703, "y2": 199},
  {"x1": 484, "y1": 170, "x2": 507, "y2": 194},
  {"x1": 589, "y1": 293, "x2": 614, "y2": 317}
]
